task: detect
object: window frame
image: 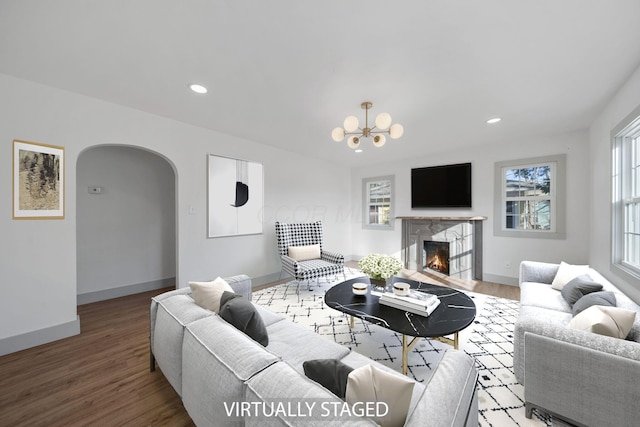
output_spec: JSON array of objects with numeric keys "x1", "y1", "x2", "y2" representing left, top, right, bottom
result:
[
  {"x1": 612, "y1": 104, "x2": 640, "y2": 280},
  {"x1": 493, "y1": 154, "x2": 566, "y2": 239},
  {"x1": 362, "y1": 175, "x2": 394, "y2": 230}
]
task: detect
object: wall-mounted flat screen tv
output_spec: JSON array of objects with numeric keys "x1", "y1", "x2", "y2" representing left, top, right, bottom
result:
[{"x1": 411, "y1": 162, "x2": 472, "y2": 208}]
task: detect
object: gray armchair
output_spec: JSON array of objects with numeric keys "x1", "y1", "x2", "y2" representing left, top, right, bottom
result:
[{"x1": 275, "y1": 221, "x2": 345, "y2": 284}]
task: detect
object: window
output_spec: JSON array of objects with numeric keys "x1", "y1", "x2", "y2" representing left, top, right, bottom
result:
[
  {"x1": 494, "y1": 155, "x2": 566, "y2": 239},
  {"x1": 362, "y1": 175, "x2": 394, "y2": 230},
  {"x1": 612, "y1": 108, "x2": 640, "y2": 278}
]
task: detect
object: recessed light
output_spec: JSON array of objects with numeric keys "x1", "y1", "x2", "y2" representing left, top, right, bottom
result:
[
  {"x1": 486, "y1": 117, "x2": 501, "y2": 124},
  {"x1": 189, "y1": 84, "x2": 208, "y2": 94},
  {"x1": 355, "y1": 149, "x2": 363, "y2": 153}
]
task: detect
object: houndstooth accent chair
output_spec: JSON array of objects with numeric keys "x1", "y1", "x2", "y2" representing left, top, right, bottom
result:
[{"x1": 275, "y1": 221, "x2": 345, "y2": 284}]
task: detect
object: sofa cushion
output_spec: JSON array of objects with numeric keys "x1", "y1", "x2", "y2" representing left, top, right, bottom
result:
[
  {"x1": 561, "y1": 274, "x2": 603, "y2": 305},
  {"x1": 572, "y1": 291, "x2": 616, "y2": 316},
  {"x1": 551, "y1": 261, "x2": 591, "y2": 290},
  {"x1": 253, "y1": 303, "x2": 287, "y2": 327},
  {"x1": 346, "y1": 364, "x2": 415, "y2": 427},
  {"x1": 182, "y1": 316, "x2": 279, "y2": 426},
  {"x1": 303, "y1": 359, "x2": 353, "y2": 399},
  {"x1": 288, "y1": 244, "x2": 321, "y2": 261},
  {"x1": 244, "y1": 361, "x2": 376, "y2": 426},
  {"x1": 219, "y1": 291, "x2": 268, "y2": 346},
  {"x1": 520, "y1": 282, "x2": 572, "y2": 313},
  {"x1": 189, "y1": 277, "x2": 234, "y2": 313},
  {"x1": 266, "y1": 320, "x2": 350, "y2": 373},
  {"x1": 569, "y1": 305, "x2": 637, "y2": 339}
]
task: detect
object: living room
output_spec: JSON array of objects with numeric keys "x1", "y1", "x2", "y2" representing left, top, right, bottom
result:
[{"x1": 1, "y1": 1, "x2": 640, "y2": 426}]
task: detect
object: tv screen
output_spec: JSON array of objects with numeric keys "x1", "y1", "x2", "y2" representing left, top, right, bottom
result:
[{"x1": 411, "y1": 163, "x2": 472, "y2": 208}]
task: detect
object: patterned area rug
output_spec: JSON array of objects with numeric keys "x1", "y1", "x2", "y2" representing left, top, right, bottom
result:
[{"x1": 252, "y1": 270, "x2": 553, "y2": 427}]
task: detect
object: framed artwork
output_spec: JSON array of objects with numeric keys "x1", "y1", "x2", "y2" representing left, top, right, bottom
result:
[
  {"x1": 207, "y1": 154, "x2": 263, "y2": 238},
  {"x1": 13, "y1": 139, "x2": 65, "y2": 219}
]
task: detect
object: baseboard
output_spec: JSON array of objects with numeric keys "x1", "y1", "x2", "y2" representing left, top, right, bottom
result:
[
  {"x1": 251, "y1": 272, "x2": 286, "y2": 288},
  {"x1": 77, "y1": 277, "x2": 175, "y2": 305},
  {"x1": 0, "y1": 316, "x2": 80, "y2": 356},
  {"x1": 483, "y1": 273, "x2": 519, "y2": 286}
]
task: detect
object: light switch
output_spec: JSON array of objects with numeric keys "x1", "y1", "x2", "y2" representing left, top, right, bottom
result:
[{"x1": 88, "y1": 186, "x2": 102, "y2": 194}]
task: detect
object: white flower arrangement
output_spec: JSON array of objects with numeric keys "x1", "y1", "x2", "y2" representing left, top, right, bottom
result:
[{"x1": 358, "y1": 253, "x2": 403, "y2": 280}]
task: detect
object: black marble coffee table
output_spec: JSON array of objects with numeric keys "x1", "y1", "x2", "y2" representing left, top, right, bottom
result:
[{"x1": 324, "y1": 276, "x2": 476, "y2": 375}]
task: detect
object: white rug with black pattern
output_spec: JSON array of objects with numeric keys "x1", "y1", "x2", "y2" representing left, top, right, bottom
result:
[{"x1": 252, "y1": 270, "x2": 553, "y2": 427}]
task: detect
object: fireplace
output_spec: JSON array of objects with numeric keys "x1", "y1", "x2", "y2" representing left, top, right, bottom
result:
[
  {"x1": 423, "y1": 241, "x2": 450, "y2": 275},
  {"x1": 399, "y1": 216, "x2": 487, "y2": 280}
]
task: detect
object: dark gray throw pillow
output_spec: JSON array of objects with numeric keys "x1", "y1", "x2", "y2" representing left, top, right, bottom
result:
[
  {"x1": 219, "y1": 291, "x2": 269, "y2": 346},
  {"x1": 572, "y1": 291, "x2": 617, "y2": 316},
  {"x1": 303, "y1": 359, "x2": 354, "y2": 399},
  {"x1": 561, "y1": 274, "x2": 603, "y2": 305}
]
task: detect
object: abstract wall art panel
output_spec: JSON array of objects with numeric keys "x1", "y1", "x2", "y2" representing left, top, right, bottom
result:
[{"x1": 207, "y1": 154, "x2": 263, "y2": 238}]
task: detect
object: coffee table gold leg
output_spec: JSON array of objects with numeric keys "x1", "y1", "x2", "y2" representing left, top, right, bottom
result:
[
  {"x1": 350, "y1": 315, "x2": 354, "y2": 329},
  {"x1": 402, "y1": 335, "x2": 407, "y2": 375},
  {"x1": 454, "y1": 331, "x2": 459, "y2": 349},
  {"x1": 402, "y1": 335, "x2": 420, "y2": 376}
]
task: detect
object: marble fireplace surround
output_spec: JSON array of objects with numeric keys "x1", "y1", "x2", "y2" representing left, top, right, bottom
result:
[{"x1": 399, "y1": 216, "x2": 487, "y2": 281}]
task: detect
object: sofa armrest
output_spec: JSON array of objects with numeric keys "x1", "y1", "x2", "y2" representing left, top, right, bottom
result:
[
  {"x1": 519, "y1": 261, "x2": 559, "y2": 286},
  {"x1": 225, "y1": 274, "x2": 252, "y2": 301},
  {"x1": 517, "y1": 314, "x2": 640, "y2": 361},
  {"x1": 405, "y1": 350, "x2": 478, "y2": 427},
  {"x1": 514, "y1": 310, "x2": 640, "y2": 383},
  {"x1": 150, "y1": 275, "x2": 252, "y2": 343},
  {"x1": 524, "y1": 332, "x2": 640, "y2": 426}
]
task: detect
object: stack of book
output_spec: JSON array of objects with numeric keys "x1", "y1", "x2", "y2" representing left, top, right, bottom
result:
[{"x1": 379, "y1": 290, "x2": 441, "y2": 317}]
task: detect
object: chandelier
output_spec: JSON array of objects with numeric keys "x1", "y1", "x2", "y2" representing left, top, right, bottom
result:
[{"x1": 331, "y1": 101, "x2": 404, "y2": 149}]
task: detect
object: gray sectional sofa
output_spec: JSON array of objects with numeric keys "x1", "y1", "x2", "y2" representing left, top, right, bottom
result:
[
  {"x1": 149, "y1": 275, "x2": 479, "y2": 426},
  {"x1": 515, "y1": 261, "x2": 640, "y2": 427}
]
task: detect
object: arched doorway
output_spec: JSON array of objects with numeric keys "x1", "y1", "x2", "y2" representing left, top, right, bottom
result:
[{"x1": 76, "y1": 145, "x2": 177, "y2": 303}]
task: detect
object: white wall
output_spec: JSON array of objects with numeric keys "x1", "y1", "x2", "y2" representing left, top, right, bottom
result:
[
  {"x1": 589, "y1": 64, "x2": 640, "y2": 304},
  {"x1": 351, "y1": 130, "x2": 591, "y2": 285},
  {"x1": 76, "y1": 146, "x2": 176, "y2": 299},
  {"x1": 0, "y1": 73, "x2": 351, "y2": 353}
]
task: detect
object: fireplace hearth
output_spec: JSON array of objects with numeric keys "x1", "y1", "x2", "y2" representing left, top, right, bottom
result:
[{"x1": 424, "y1": 241, "x2": 450, "y2": 275}]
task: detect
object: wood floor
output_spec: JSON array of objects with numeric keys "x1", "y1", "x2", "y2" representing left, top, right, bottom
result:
[
  {"x1": 0, "y1": 269, "x2": 518, "y2": 426},
  {"x1": 0, "y1": 288, "x2": 194, "y2": 427}
]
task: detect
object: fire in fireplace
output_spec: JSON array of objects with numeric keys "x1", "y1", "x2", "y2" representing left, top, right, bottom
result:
[{"x1": 423, "y1": 241, "x2": 450, "y2": 275}]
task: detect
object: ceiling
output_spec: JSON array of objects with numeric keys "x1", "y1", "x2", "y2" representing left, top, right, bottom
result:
[{"x1": 2, "y1": 1, "x2": 640, "y2": 167}]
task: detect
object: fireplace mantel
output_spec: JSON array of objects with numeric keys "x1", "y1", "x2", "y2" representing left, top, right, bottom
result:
[{"x1": 399, "y1": 216, "x2": 486, "y2": 280}]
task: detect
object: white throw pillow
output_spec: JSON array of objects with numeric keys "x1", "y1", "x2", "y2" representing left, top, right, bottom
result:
[
  {"x1": 551, "y1": 261, "x2": 590, "y2": 290},
  {"x1": 287, "y1": 244, "x2": 321, "y2": 261},
  {"x1": 189, "y1": 277, "x2": 234, "y2": 314},
  {"x1": 346, "y1": 364, "x2": 414, "y2": 427},
  {"x1": 568, "y1": 305, "x2": 637, "y2": 339}
]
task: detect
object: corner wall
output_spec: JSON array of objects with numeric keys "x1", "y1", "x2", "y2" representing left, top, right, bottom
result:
[
  {"x1": 0, "y1": 73, "x2": 351, "y2": 354},
  {"x1": 589, "y1": 63, "x2": 640, "y2": 304}
]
